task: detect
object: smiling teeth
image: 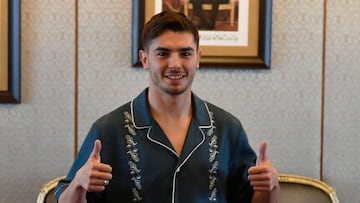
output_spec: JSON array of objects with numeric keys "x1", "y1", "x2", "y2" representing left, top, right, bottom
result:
[{"x1": 167, "y1": 75, "x2": 183, "y2": 79}]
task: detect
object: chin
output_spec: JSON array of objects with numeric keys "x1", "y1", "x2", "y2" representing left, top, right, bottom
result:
[{"x1": 164, "y1": 87, "x2": 188, "y2": 95}]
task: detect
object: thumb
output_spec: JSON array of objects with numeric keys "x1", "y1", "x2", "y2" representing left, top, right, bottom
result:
[
  {"x1": 90, "y1": 139, "x2": 102, "y2": 162},
  {"x1": 258, "y1": 141, "x2": 268, "y2": 165}
]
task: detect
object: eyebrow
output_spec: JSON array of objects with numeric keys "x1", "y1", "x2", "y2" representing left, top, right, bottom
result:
[{"x1": 154, "y1": 47, "x2": 195, "y2": 52}]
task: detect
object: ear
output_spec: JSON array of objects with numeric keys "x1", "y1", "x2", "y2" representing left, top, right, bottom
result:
[
  {"x1": 139, "y1": 50, "x2": 148, "y2": 70},
  {"x1": 196, "y1": 49, "x2": 202, "y2": 68}
]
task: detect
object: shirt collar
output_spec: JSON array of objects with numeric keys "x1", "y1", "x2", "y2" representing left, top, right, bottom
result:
[{"x1": 130, "y1": 88, "x2": 213, "y2": 129}]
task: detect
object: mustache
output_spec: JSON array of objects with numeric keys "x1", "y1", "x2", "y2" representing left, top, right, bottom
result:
[{"x1": 165, "y1": 68, "x2": 187, "y2": 75}]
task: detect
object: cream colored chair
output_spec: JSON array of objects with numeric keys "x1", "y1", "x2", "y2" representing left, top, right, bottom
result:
[
  {"x1": 278, "y1": 173, "x2": 339, "y2": 203},
  {"x1": 38, "y1": 173, "x2": 339, "y2": 202},
  {"x1": 37, "y1": 176, "x2": 66, "y2": 203},
  {"x1": 183, "y1": 0, "x2": 237, "y2": 26}
]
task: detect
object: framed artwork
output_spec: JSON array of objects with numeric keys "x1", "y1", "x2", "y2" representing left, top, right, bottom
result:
[
  {"x1": 132, "y1": 0, "x2": 272, "y2": 68},
  {"x1": 0, "y1": 0, "x2": 20, "y2": 103}
]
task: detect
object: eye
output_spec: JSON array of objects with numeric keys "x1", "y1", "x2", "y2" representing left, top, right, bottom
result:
[
  {"x1": 156, "y1": 52, "x2": 169, "y2": 57},
  {"x1": 181, "y1": 52, "x2": 193, "y2": 57}
]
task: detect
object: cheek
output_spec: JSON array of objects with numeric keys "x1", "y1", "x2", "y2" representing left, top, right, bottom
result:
[
  {"x1": 146, "y1": 61, "x2": 166, "y2": 74},
  {"x1": 185, "y1": 59, "x2": 200, "y2": 69},
  {"x1": 150, "y1": 58, "x2": 169, "y2": 69}
]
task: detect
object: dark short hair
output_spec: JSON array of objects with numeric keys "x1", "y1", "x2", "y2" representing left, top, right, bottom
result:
[{"x1": 141, "y1": 11, "x2": 199, "y2": 52}]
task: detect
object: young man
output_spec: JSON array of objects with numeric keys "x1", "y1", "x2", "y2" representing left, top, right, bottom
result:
[{"x1": 55, "y1": 11, "x2": 279, "y2": 203}]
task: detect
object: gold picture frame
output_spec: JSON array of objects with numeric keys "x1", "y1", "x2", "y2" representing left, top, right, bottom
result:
[
  {"x1": 0, "y1": 0, "x2": 8, "y2": 92},
  {"x1": 0, "y1": 0, "x2": 20, "y2": 103},
  {"x1": 132, "y1": 0, "x2": 272, "y2": 68}
]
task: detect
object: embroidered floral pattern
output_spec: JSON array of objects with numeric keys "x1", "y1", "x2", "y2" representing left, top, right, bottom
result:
[
  {"x1": 208, "y1": 111, "x2": 219, "y2": 202},
  {"x1": 123, "y1": 110, "x2": 219, "y2": 202},
  {"x1": 124, "y1": 112, "x2": 142, "y2": 202}
]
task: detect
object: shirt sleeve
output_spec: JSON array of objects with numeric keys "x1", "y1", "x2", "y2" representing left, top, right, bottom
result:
[
  {"x1": 54, "y1": 124, "x2": 100, "y2": 201},
  {"x1": 226, "y1": 122, "x2": 257, "y2": 203}
]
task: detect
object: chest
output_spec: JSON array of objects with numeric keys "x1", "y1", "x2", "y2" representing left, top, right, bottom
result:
[
  {"x1": 102, "y1": 131, "x2": 225, "y2": 203},
  {"x1": 157, "y1": 119, "x2": 191, "y2": 156}
]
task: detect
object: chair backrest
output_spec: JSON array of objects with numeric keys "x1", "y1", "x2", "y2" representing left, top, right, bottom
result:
[
  {"x1": 278, "y1": 173, "x2": 339, "y2": 203},
  {"x1": 39, "y1": 174, "x2": 339, "y2": 202},
  {"x1": 37, "y1": 176, "x2": 66, "y2": 203}
]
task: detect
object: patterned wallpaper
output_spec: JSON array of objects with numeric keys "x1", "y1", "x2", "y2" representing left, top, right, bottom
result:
[
  {"x1": 0, "y1": 0, "x2": 359, "y2": 202},
  {"x1": 323, "y1": 0, "x2": 360, "y2": 201},
  {"x1": 0, "y1": 0, "x2": 75, "y2": 202}
]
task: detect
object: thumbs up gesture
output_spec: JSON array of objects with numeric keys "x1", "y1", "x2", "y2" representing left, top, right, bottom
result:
[
  {"x1": 75, "y1": 140, "x2": 113, "y2": 192},
  {"x1": 248, "y1": 141, "x2": 279, "y2": 192}
]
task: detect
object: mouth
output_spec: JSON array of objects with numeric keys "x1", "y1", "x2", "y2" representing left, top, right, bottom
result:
[
  {"x1": 164, "y1": 70, "x2": 186, "y2": 80},
  {"x1": 165, "y1": 74, "x2": 185, "y2": 80}
]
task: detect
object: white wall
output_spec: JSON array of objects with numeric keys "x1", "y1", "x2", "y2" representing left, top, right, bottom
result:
[{"x1": 0, "y1": 0, "x2": 359, "y2": 202}]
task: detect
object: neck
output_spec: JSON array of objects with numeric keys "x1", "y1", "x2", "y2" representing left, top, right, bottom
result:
[
  {"x1": 147, "y1": 88, "x2": 193, "y2": 156},
  {"x1": 148, "y1": 88, "x2": 192, "y2": 121}
]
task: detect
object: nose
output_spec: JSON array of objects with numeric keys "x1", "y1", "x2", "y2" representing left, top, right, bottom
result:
[{"x1": 169, "y1": 53, "x2": 181, "y2": 68}]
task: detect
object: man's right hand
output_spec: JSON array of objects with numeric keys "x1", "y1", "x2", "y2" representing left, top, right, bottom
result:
[{"x1": 74, "y1": 139, "x2": 113, "y2": 192}]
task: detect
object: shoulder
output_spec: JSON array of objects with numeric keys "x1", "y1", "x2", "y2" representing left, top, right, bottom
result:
[
  {"x1": 205, "y1": 101, "x2": 243, "y2": 127},
  {"x1": 93, "y1": 102, "x2": 131, "y2": 130}
]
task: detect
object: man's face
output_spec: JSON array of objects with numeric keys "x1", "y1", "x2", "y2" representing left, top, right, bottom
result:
[{"x1": 140, "y1": 30, "x2": 201, "y2": 96}]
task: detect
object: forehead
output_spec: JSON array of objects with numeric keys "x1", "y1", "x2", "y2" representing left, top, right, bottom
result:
[{"x1": 148, "y1": 30, "x2": 197, "y2": 49}]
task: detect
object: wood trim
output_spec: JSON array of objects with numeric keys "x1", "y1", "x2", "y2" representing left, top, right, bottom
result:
[
  {"x1": 74, "y1": 0, "x2": 79, "y2": 158},
  {"x1": 320, "y1": 0, "x2": 328, "y2": 181}
]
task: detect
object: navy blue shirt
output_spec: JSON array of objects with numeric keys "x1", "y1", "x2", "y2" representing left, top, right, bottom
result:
[{"x1": 55, "y1": 88, "x2": 256, "y2": 203}]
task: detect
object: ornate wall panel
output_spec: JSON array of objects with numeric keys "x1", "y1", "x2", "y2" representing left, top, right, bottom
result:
[
  {"x1": 324, "y1": 0, "x2": 360, "y2": 202},
  {"x1": 0, "y1": 0, "x2": 75, "y2": 202},
  {"x1": 77, "y1": 0, "x2": 148, "y2": 146}
]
